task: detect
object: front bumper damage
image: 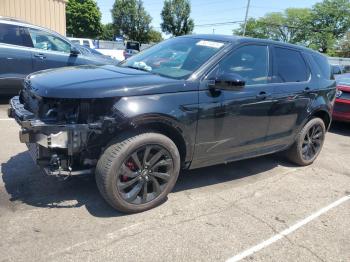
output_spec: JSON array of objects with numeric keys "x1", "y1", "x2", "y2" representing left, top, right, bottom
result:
[{"x1": 8, "y1": 96, "x2": 106, "y2": 176}]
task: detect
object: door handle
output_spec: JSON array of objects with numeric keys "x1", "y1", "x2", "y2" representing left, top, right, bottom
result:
[
  {"x1": 34, "y1": 53, "x2": 46, "y2": 59},
  {"x1": 256, "y1": 91, "x2": 270, "y2": 100}
]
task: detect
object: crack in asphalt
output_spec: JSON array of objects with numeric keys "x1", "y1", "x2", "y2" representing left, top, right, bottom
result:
[{"x1": 46, "y1": 168, "x2": 297, "y2": 258}]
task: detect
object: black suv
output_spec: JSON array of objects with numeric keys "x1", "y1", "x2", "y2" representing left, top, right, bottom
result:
[
  {"x1": 0, "y1": 17, "x2": 118, "y2": 95},
  {"x1": 9, "y1": 35, "x2": 336, "y2": 213}
]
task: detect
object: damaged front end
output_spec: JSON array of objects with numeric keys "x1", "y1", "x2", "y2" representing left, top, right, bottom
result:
[{"x1": 8, "y1": 92, "x2": 121, "y2": 177}]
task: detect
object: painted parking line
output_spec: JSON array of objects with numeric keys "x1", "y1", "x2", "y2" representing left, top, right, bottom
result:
[
  {"x1": 0, "y1": 119, "x2": 14, "y2": 121},
  {"x1": 226, "y1": 195, "x2": 350, "y2": 262}
]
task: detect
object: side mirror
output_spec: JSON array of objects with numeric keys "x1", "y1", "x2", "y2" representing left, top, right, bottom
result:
[
  {"x1": 212, "y1": 72, "x2": 246, "y2": 90},
  {"x1": 70, "y1": 46, "x2": 80, "y2": 56}
]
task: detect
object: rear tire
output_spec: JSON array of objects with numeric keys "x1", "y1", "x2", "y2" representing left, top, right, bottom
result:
[
  {"x1": 286, "y1": 117, "x2": 326, "y2": 166},
  {"x1": 95, "y1": 132, "x2": 180, "y2": 213}
]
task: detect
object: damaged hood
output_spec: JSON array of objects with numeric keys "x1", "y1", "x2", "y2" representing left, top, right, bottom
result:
[{"x1": 25, "y1": 65, "x2": 185, "y2": 98}]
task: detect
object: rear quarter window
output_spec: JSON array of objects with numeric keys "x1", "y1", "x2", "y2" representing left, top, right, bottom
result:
[
  {"x1": 0, "y1": 23, "x2": 33, "y2": 47},
  {"x1": 312, "y1": 54, "x2": 331, "y2": 80},
  {"x1": 273, "y1": 47, "x2": 309, "y2": 83}
]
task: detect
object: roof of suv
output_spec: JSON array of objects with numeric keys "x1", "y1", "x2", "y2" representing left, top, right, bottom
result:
[
  {"x1": 181, "y1": 34, "x2": 321, "y2": 55},
  {"x1": 0, "y1": 16, "x2": 64, "y2": 37}
]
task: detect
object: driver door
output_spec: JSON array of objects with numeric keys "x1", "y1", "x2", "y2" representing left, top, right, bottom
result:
[
  {"x1": 192, "y1": 44, "x2": 275, "y2": 168},
  {"x1": 28, "y1": 28, "x2": 79, "y2": 71}
]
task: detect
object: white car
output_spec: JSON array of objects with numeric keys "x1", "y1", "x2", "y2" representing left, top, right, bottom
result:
[
  {"x1": 68, "y1": 37, "x2": 95, "y2": 49},
  {"x1": 68, "y1": 37, "x2": 125, "y2": 61},
  {"x1": 96, "y1": 49, "x2": 125, "y2": 61}
]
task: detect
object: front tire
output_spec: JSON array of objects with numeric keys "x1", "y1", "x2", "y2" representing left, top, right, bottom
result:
[
  {"x1": 95, "y1": 132, "x2": 180, "y2": 213},
  {"x1": 286, "y1": 117, "x2": 326, "y2": 166}
]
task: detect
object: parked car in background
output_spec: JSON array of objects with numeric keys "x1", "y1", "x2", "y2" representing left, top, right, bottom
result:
[
  {"x1": 9, "y1": 35, "x2": 336, "y2": 213},
  {"x1": 76, "y1": 44, "x2": 120, "y2": 63},
  {"x1": 95, "y1": 40, "x2": 125, "y2": 60},
  {"x1": 331, "y1": 64, "x2": 346, "y2": 75},
  {"x1": 333, "y1": 74, "x2": 350, "y2": 122},
  {"x1": 68, "y1": 37, "x2": 95, "y2": 49},
  {"x1": 95, "y1": 48, "x2": 125, "y2": 61},
  {"x1": 124, "y1": 40, "x2": 140, "y2": 59},
  {"x1": 0, "y1": 17, "x2": 118, "y2": 95}
]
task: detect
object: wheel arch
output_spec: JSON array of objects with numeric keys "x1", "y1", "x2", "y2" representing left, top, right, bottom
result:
[
  {"x1": 309, "y1": 108, "x2": 331, "y2": 130},
  {"x1": 117, "y1": 114, "x2": 191, "y2": 168}
]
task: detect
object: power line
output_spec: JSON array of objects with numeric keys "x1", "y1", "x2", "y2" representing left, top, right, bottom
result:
[
  {"x1": 153, "y1": 20, "x2": 243, "y2": 29},
  {"x1": 253, "y1": 20, "x2": 342, "y2": 34},
  {"x1": 243, "y1": 0, "x2": 251, "y2": 36}
]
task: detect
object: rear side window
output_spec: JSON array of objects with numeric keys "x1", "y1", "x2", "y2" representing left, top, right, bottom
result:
[
  {"x1": 312, "y1": 54, "x2": 331, "y2": 79},
  {"x1": 0, "y1": 23, "x2": 33, "y2": 47},
  {"x1": 273, "y1": 47, "x2": 309, "y2": 83}
]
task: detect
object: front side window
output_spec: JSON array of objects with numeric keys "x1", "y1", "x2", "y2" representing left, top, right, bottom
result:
[
  {"x1": 0, "y1": 23, "x2": 33, "y2": 47},
  {"x1": 273, "y1": 47, "x2": 309, "y2": 83},
  {"x1": 121, "y1": 38, "x2": 226, "y2": 79},
  {"x1": 215, "y1": 45, "x2": 269, "y2": 85},
  {"x1": 29, "y1": 29, "x2": 71, "y2": 53}
]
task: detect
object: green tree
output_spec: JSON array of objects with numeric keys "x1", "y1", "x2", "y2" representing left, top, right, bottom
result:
[
  {"x1": 66, "y1": 0, "x2": 102, "y2": 38},
  {"x1": 234, "y1": 18, "x2": 269, "y2": 39},
  {"x1": 336, "y1": 32, "x2": 350, "y2": 57},
  {"x1": 308, "y1": 0, "x2": 350, "y2": 53},
  {"x1": 99, "y1": 23, "x2": 116, "y2": 41},
  {"x1": 234, "y1": 0, "x2": 350, "y2": 55},
  {"x1": 233, "y1": 8, "x2": 311, "y2": 45},
  {"x1": 147, "y1": 29, "x2": 163, "y2": 43},
  {"x1": 161, "y1": 0, "x2": 194, "y2": 36},
  {"x1": 111, "y1": 0, "x2": 152, "y2": 43}
]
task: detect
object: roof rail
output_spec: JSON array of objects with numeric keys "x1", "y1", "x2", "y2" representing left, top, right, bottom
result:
[{"x1": 0, "y1": 16, "x2": 30, "y2": 24}]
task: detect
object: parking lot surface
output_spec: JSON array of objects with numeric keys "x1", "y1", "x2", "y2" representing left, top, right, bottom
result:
[{"x1": 0, "y1": 98, "x2": 349, "y2": 262}]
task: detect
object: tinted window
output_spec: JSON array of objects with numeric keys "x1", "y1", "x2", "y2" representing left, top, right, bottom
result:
[
  {"x1": 29, "y1": 29, "x2": 71, "y2": 53},
  {"x1": 216, "y1": 45, "x2": 269, "y2": 85},
  {"x1": 331, "y1": 65, "x2": 343, "y2": 75},
  {"x1": 311, "y1": 54, "x2": 333, "y2": 79},
  {"x1": 0, "y1": 23, "x2": 33, "y2": 47},
  {"x1": 274, "y1": 47, "x2": 309, "y2": 83}
]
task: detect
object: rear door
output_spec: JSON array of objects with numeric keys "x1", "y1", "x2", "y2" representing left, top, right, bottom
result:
[
  {"x1": 0, "y1": 23, "x2": 33, "y2": 93},
  {"x1": 265, "y1": 46, "x2": 314, "y2": 150}
]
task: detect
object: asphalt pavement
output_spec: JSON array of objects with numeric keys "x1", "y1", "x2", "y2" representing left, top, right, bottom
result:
[{"x1": 0, "y1": 98, "x2": 349, "y2": 262}]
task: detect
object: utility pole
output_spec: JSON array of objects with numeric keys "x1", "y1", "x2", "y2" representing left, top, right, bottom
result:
[{"x1": 243, "y1": 0, "x2": 251, "y2": 36}]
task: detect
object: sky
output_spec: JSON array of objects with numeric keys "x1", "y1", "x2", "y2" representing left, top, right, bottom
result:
[{"x1": 96, "y1": 0, "x2": 321, "y2": 36}]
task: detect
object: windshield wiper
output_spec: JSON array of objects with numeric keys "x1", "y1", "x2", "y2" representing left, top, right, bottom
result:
[{"x1": 125, "y1": 65, "x2": 151, "y2": 73}]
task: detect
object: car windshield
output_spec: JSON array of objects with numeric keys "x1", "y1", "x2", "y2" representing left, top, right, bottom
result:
[
  {"x1": 338, "y1": 77, "x2": 350, "y2": 86},
  {"x1": 120, "y1": 37, "x2": 226, "y2": 79}
]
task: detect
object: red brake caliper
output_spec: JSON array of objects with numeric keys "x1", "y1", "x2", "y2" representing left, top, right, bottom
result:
[{"x1": 123, "y1": 161, "x2": 136, "y2": 182}]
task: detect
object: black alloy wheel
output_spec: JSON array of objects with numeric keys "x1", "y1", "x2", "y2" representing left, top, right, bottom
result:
[
  {"x1": 95, "y1": 132, "x2": 180, "y2": 213},
  {"x1": 117, "y1": 145, "x2": 174, "y2": 205},
  {"x1": 285, "y1": 117, "x2": 326, "y2": 166},
  {"x1": 301, "y1": 123, "x2": 324, "y2": 161}
]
